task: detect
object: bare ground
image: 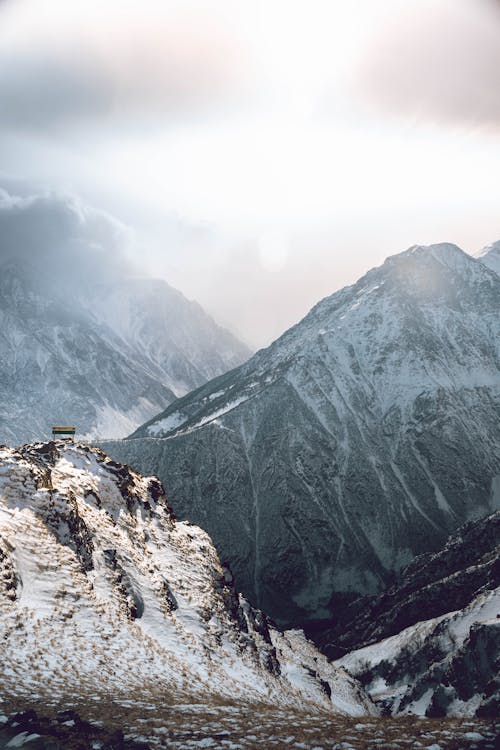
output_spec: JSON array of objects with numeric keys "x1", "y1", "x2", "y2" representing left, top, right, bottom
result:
[{"x1": 0, "y1": 692, "x2": 498, "y2": 750}]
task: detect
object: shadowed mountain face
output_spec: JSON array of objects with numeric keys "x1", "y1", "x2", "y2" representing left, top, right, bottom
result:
[
  {"x1": 328, "y1": 512, "x2": 499, "y2": 718},
  {"x1": 308, "y1": 511, "x2": 500, "y2": 658},
  {"x1": 103, "y1": 243, "x2": 500, "y2": 625}
]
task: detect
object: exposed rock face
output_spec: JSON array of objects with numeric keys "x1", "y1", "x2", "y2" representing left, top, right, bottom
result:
[
  {"x1": 330, "y1": 513, "x2": 499, "y2": 717},
  {"x1": 103, "y1": 243, "x2": 500, "y2": 624},
  {"x1": 0, "y1": 441, "x2": 375, "y2": 717}
]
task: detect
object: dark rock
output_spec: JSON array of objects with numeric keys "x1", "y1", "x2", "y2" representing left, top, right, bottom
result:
[{"x1": 307, "y1": 512, "x2": 500, "y2": 658}]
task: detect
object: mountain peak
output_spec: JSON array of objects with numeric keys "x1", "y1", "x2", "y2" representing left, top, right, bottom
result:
[{"x1": 385, "y1": 242, "x2": 472, "y2": 273}]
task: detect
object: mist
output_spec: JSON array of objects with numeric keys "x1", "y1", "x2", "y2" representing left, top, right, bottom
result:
[{"x1": 0, "y1": 183, "x2": 134, "y2": 296}]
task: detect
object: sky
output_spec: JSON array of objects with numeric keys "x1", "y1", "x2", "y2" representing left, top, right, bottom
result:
[{"x1": 0, "y1": 0, "x2": 499, "y2": 348}]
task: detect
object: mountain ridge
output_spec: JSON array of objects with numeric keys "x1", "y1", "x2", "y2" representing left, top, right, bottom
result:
[
  {"x1": 130, "y1": 241, "x2": 499, "y2": 440},
  {"x1": 475, "y1": 240, "x2": 500, "y2": 276},
  {"x1": 330, "y1": 512, "x2": 499, "y2": 717}
]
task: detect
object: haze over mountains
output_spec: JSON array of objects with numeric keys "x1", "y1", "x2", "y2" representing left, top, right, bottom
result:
[
  {"x1": 0, "y1": 186, "x2": 250, "y2": 444},
  {"x1": 104, "y1": 242, "x2": 500, "y2": 626},
  {"x1": 2, "y1": 0, "x2": 500, "y2": 741}
]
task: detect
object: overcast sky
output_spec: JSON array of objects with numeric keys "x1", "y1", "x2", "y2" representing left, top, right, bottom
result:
[{"x1": 0, "y1": 0, "x2": 499, "y2": 347}]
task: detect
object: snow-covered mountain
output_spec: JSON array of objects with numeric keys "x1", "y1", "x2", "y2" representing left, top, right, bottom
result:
[
  {"x1": 0, "y1": 440, "x2": 375, "y2": 720},
  {"x1": 87, "y1": 276, "x2": 250, "y2": 398},
  {"x1": 0, "y1": 188, "x2": 250, "y2": 444},
  {"x1": 103, "y1": 242, "x2": 500, "y2": 625},
  {"x1": 330, "y1": 512, "x2": 499, "y2": 717}
]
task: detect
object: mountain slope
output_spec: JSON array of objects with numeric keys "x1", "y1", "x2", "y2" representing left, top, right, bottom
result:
[
  {"x1": 0, "y1": 263, "x2": 176, "y2": 444},
  {"x1": 0, "y1": 187, "x2": 250, "y2": 444},
  {"x1": 330, "y1": 512, "x2": 499, "y2": 717},
  {"x1": 88, "y1": 276, "x2": 250, "y2": 398},
  {"x1": 308, "y1": 511, "x2": 500, "y2": 658},
  {"x1": 103, "y1": 242, "x2": 500, "y2": 624},
  {"x1": 0, "y1": 440, "x2": 375, "y2": 718}
]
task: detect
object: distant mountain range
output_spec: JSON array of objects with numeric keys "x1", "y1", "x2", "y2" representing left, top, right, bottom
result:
[
  {"x1": 0, "y1": 188, "x2": 250, "y2": 444},
  {"x1": 103, "y1": 241, "x2": 500, "y2": 626}
]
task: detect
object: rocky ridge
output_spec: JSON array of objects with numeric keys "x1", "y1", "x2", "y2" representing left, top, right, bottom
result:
[{"x1": 309, "y1": 511, "x2": 500, "y2": 658}]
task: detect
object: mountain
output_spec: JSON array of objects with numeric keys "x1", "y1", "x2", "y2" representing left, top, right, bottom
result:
[
  {"x1": 103, "y1": 242, "x2": 500, "y2": 625},
  {"x1": 0, "y1": 188, "x2": 250, "y2": 444},
  {"x1": 330, "y1": 512, "x2": 499, "y2": 717},
  {"x1": 1, "y1": 445, "x2": 498, "y2": 748},
  {"x1": 87, "y1": 276, "x2": 250, "y2": 398},
  {"x1": 0, "y1": 263, "x2": 174, "y2": 443},
  {"x1": 0, "y1": 440, "x2": 376, "y2": 722}
]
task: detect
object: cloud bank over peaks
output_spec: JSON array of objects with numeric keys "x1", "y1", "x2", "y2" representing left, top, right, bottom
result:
[{"x1": 0, "y1": 180, "x2": 134, "y2": 293}]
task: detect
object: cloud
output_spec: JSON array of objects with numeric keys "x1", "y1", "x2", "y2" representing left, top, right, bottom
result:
[
  {"x1": 0, "y1": 58, "x2": 111, "y2": 132},
  {"x1": 356, "y1": 0, "x2": 500, "y2": 131},
  {"x1": 0, "y1": 2, "x2": 252, "y2": 133},
  {"x1": 0, "y1": 182, "x2": 132, "y2": 290}
]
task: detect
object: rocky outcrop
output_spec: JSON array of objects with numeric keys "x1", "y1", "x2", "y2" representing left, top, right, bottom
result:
[{"x1": 0, "y1": 710, "x2": 149, "y2": 750}]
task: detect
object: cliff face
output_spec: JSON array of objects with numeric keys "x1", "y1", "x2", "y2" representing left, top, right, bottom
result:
[{"x1": 104, "y1": 243, "x2": 500, "y2": 624}]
